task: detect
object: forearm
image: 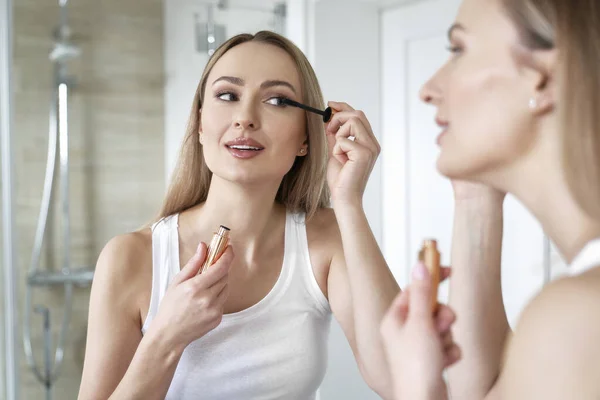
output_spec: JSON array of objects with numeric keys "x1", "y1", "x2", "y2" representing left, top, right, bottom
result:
[
  {"x1": 447, "y1": 199, "x2": 509, "y2": 399},
  {"x1": 109, "y1": 328, "x2": 183, "y2": 400},
  {"x1": 335, "y1": 203, "x2": 400, "y2": 397}
]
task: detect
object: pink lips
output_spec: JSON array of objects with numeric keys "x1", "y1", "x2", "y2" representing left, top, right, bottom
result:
[
  {"x1": 434, "y1": 116, "x2": 449, "y2": 146},
  {"x1": 225, "y1": 137, "x2": 265, "y2": 159}
]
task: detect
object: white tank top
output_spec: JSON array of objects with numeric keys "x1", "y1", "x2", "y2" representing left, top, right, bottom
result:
[
  {"x1": 569, "y1": 238, "x2": 600, "y2": 275},
  {"x1": 141, "y1": 210, "x2": 332, "y2": 400}
]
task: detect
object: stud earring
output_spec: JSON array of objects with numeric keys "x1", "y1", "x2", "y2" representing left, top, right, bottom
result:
[
  {"x1": 529, "y1": 98, "x2": 537, "y2": 110},
  {"x1": 199, "y1": 133, "x2": 204, "y2": 144},
  {"x1": 299, "y1": 148, "x2": 306, "y2": 155}
]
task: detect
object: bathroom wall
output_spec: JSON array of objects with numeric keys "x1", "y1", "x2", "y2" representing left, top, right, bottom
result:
[
  {"x1": 164, "y1": 0, "x2": 284, "y2": 181},
  {"x1": 13, "y1": 0, "x2": 164, "y2": 397}
]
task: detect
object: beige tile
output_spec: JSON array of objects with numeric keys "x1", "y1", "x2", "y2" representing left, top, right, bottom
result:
[{"x1": 13, "y1": 0, "x2": 164, "y2": 396}]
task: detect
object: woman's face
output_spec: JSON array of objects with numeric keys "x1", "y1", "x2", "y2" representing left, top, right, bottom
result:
[
  {"x1": 420, "y1": 0, "x2": 553, "y2": 184},
  {"x1": 199, "y1": 41, "x2": 308, "y2": 186}
]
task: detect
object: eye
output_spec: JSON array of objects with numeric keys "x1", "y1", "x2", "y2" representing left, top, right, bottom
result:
[
  {"x1": 266, "y1": 97, "x2": 288, "y2": 107},
  {"x1": 446, "y1": 44, "x2": 463, "y2": 55},
  {"x1": 216, "y1": 92, "x2": 238, "y2": 101}
]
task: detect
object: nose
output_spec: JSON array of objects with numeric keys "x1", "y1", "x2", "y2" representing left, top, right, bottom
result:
[
  {"x1": 234, "y1": 118, "x2": 256, "y2": 130},
  {"x1": 233, "y1": 100, "x2": 259, "y2": 130},
  {"x1": 419, "y1": 72, "x2": 443, "y2": 106}
]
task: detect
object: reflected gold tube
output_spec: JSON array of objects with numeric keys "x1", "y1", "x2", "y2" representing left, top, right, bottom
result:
[
  {"x1": 200, "y1": 225, "x2": 230, "y2": 274},
  {"x1": 418, "y1": 239, "x2": 441, "y2": 313}
]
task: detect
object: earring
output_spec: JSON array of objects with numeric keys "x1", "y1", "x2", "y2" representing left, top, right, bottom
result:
[
  {"x1": 199, "y1": 133, "x2": 204, "y2": 144},
  {"x1": 529, "y1": 98, "x2": 537, "y2": 110},
  {"x1": 299, "y1": 148, "x2": 306, "y2": 155}
]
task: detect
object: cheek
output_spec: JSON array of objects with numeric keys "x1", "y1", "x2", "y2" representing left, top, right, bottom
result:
[{"x1": 438, "y1": 66, "x2": 534, "y2": 179}]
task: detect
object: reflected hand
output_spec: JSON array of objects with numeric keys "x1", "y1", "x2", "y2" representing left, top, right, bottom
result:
[
  {"x1": 150, "y1": 243, "x2": 234, "y2": 351},
  {"x1": 325, "y1": 101, "x2": 381, "y2": 207}
]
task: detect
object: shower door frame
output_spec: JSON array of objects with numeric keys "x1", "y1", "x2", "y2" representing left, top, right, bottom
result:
[{"x1": 1, "y1": 0, "x2": 19, "y2": 398}]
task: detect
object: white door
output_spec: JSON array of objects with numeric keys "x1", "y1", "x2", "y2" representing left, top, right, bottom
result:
[{"x1": 381, "y1": 0, "x2": 551, "y2": 327}]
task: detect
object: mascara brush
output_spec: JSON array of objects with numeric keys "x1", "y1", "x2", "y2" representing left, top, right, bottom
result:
[{"x1": 280, "y1": 98, "x2": 336, "y2": 123}]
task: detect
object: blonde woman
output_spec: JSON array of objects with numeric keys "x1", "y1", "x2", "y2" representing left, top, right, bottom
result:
[
  {"x1": 78, "y1": 31, "x2": 399, "y2": 400},
  {"x1": 380, "y1": 0, "x2": 600, "y2": 399}
]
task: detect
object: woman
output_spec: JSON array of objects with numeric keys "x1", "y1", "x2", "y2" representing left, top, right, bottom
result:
[
  {"x1": 380, "y1": 0, "x2": 600, "y2": 399},
  {"x1": 78, "y1": 31, "x2": 399, "y2": 400}
]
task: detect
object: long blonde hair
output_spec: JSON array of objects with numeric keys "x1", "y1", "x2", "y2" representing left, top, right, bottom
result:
[
  {"x1": 157, "y1": 31, "x2": 330, "y2": 222},
  {"x1": 502, "y1": 0, "x2": 600, "y2": 219}
]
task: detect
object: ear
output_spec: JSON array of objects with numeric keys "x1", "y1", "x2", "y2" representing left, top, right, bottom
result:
[
  {"x1": 528, "y1": 49, "x2": 558, "y2": 115},
  {"x1": 198, "y1": 108, "x2": 203, "y2": 141},
  {"x1": 297, "y1": 137, "x2": 309, "y2": 157}
]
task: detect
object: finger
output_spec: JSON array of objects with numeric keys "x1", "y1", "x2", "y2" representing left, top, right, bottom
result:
[
  {"x1": 326, "y1": 109, "x2": 377, "y2": 146},
  {"x1": 326, "y1": 112, "x2": 370, "y2": 139},
  {"x1": 327, "y1": 101, "x2": 355, "y2": 112},
  {"x1": 194, "y1": 246, "x2": 234, "y2": 289},
  {"x1": 334, "y1": 120, "x2": 379, "y2": 155},
  {"x1": 205, "y1": 274, "x2": 229, "y2": 299},
  {"x1": 215, "y1": 281, "x2": 230, "y2": 306},
  {"x1": 408, "y1": 262, "x2": 435, "y2": 321},
  {"x1": 441, "y1": 330, "x2": 454, "y2": 350},
  {"x1": 326, "y1": 129, "x2": 338, "y2": 160},
  {"x1": 435, "y1": 304, "x2": 457, "y2": 333},
  {"x1": 444, "y1": 344, "x2": 462, "y2": 368},
  {"x1": 388, "y1": 291, "x2": 410, "y2": 325},
  {"x1": 332, "y1": 137, "x2": 369, "y2": 165},
  {"x1": 440, "y1": 267, "x2": 452, "y2": 282},
  {"x1": 172, "y1": 242, "x2": 207, "y2": 286}
]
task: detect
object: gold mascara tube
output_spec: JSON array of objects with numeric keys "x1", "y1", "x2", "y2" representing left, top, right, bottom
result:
[
  {"x1": 200, "y1": 225, "x2": 231, "y2": 274},
  {"x1": 418, "y1": 239, "x2": 441, "y2": 313}
]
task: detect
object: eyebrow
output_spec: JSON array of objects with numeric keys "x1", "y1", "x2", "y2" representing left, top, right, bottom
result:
[
  {"x1": 447, "y1": 23, "x2": 466, "y2": 40},
  {"x1": 212, "y1": 76, "x2": 298, "y2": 95}
]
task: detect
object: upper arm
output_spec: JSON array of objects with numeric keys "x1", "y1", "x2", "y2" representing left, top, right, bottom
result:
[
  {"x1": 78, "y1": 232, "x2": 151, "y2": 400},
  {"x1": 306, "y1": 209, "x2": 358, "y2": 355},
  {"x1": 310, "y1": 210, "x2": 359, "y2": 356},
  {"x1": 492, "y1": 273, "x2": 600, "y2": 400}
]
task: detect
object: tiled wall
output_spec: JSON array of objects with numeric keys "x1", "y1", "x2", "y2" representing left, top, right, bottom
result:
[{"x1": 13, "y1": 0, "x2": 164, "y2": 397}]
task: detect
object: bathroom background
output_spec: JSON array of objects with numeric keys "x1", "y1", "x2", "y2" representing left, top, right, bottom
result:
[{"x1": 1, "y1": 0, "x2": 568, "y2": 399}]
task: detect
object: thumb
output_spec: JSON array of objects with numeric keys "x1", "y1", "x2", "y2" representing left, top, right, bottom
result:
[
  {"x1": 172, "y1": 242, "x2": 207, "y2": 285},
  {"x1": 408, "y1": 262, "x2": 434, "y2": 321}
]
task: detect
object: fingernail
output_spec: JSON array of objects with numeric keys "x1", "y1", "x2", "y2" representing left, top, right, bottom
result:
[
  {"x1": 412, "y1": 262, "x2": 429, "y2": 281},
  {"x1": 196, "y1": 242, "x2": 204, "y2": 254}
]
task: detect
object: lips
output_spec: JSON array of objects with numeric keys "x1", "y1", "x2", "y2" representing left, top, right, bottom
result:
[
  {"x1": 225, "y1": 137, "x2": 265, "y2": 150},
  {"x1": 434, "y1": 116, "x2": 449, "y2": 146},
  {"x1": 225, "y1": 137, "x2": 265, "y2": 159}
]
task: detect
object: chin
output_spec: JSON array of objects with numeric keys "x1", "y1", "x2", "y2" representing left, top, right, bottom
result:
[{"x1": 436, "y1": 154, "x2": 480, "y2": 181}]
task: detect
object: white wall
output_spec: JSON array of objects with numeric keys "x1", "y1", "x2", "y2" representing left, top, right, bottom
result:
[
  {"x1": 164, "y1": 0, "x2": 282, "y2": 182},
  {"x1": 308, "y1": 2, "x2": 381, "y2": 398}
]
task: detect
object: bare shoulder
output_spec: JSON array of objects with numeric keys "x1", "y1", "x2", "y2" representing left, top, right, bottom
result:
[
  {"x1": 499, "y1": 267, "x2": 600, "y2": 398},
  {"x1": 93, "y1": 229, "x2": 153, "y2": 320},
  {"x1": 306, "y1": 207, "x2": 341, "y2": 244}
]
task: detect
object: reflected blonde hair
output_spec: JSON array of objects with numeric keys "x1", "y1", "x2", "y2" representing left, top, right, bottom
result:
[
  {"x1": 157, "y1": 31, "x2": 330, "y2": 222},
  {"x1": 502, "y1": 0, "x2": 600, "y2": 218}
]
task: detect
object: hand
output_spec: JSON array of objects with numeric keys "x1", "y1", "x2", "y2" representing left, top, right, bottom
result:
[
  {"x1": 151, "y1": 242, "x2": 234, "y2": 351},
  {"x1": 380, "y1": 264, "x2": 460, "y2": 400},
  {"x1": 325, "y1": 101, "x2": 381, "y2": 207}
]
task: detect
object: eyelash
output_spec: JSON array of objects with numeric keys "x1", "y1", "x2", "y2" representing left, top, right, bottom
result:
[
  {"x1": 215, "y1": 91, "x2": 290, "y2": 107},
  {"x1": 446, "y1": 45, "x2": 463, "y2": 54}
]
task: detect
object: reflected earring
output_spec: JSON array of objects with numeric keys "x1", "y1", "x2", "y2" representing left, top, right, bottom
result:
[{"x1": 529, "y1": 98, "x2": 537, "y2": 110}]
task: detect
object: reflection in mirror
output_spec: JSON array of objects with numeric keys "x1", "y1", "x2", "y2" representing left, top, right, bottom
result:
[
  {"x1": 8, "y1": 0, "x2": 287, "y2": 398},
  {"x1": 4, "y1": 1, "x2": 405, "y2": 399}
]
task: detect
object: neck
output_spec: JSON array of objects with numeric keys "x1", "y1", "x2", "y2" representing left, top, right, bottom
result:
[
  {"x1": 498, "y1": 157, "x2": 600, "y2": 263},
  {"x1": 188, "y1": 176, "x2": 286, "y2": 260}
]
